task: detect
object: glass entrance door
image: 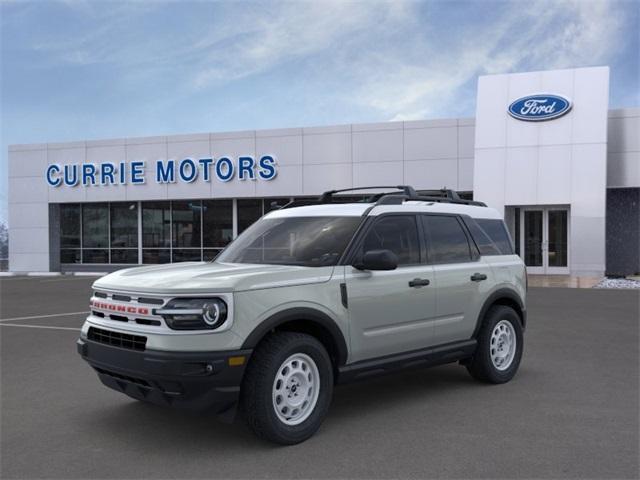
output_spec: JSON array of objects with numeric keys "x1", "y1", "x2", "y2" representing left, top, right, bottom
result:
[{"x1": 519, "y1": 207, "x2": 569, "y2": 274}]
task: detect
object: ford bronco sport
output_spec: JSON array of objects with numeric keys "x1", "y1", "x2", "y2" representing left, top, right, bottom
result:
[{"x1": 77, "y1": 186, "x2": 526, "y2": 445}]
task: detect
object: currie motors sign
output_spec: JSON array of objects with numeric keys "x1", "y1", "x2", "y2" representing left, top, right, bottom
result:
[
  {"x1": 45, "y1": 155, "x2": 277, "y2": 187},
  {"x1": 508, "y1": 94, "x2": 572, "y2": 121}
]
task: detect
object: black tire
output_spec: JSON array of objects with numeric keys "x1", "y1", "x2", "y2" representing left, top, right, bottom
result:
[
  {"x1": 466, "y1": 305, "x2": 523, "y2": 384},
  {"x1": 241, "y1": 332, "x2": 334, "y2": 445}
]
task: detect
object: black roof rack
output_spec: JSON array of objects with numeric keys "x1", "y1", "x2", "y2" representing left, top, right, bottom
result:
[{"x1": 280, "y1": 185, "x2": 486, "y2": 209}]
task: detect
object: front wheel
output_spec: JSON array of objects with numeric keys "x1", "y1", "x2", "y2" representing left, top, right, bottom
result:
[
  {"x1": 241, "y1": 332, "x2": 333, "y2": 445},
  {"x1": 466, "y1": 305, "x2": 523, "y2": 384}
]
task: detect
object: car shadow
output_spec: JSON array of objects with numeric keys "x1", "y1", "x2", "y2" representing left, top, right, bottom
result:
[{"x1": 79, "y1": 363, "x2": 511, "y2": 452}]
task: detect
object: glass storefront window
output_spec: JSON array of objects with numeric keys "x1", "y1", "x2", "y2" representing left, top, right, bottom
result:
[
  {"x1": 82, "y1": 204, "x2": 109, "y2": 248},
  {"x1": 237, "y1": 199, "x2": 263, "y2": 234},
  {"x1": 142, "y1": 202, "x2": 171, "y2": 248},
  {"x1": 172, "y1": 201, "x2": 202, "y2": 248},
  {"x1": 60, "y1": 249, "x2": 81, "y2": 264},
  {"x1": 203, "y1": 200, "x2": 233, "y2": 248},
  {"x1": 111, "y1": 203, "x2": 138, "y2": 248},
  {"x1": 82, "y1": 249, "x2": 109, "y2": 264},
  {"x1": 142, "y1": 249, "x2": 170, "y2": 264},
  {"x1": 172, "y1": 249, "x2": 202, "y2": 262},
  {"x1": 60, "y1": 204, "x2": 81, "y2": 248},
  {"x1": 111, "y1": 249, "x2": 138, "y2": 264}
]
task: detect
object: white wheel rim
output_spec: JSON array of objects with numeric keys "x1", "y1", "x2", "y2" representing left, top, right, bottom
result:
[
  {"x1": 272, "y1": 353, "x2": 320, "y2": 426},
  {"x1": 490, "y1": 320, "x2": 517, "y2": 371}
]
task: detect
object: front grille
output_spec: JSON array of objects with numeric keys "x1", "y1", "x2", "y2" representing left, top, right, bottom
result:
[{"x1": 88, "y1": 327, "x2": 147, "y2": 351}]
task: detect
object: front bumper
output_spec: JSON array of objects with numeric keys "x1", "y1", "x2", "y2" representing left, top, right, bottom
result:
[{"x1": 77, "y1": 338, "x2": 252, "y2": 417}]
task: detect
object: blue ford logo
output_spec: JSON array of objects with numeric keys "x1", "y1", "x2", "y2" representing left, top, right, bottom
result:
[{"x1": 508, "y1": 94, "x2": 572, "y2": 121}]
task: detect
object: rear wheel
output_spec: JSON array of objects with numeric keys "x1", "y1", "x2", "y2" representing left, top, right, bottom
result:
[
  {"x1": 241, "y1": 332, "x2": 333, "y2": 445},
  {"x1": 466, "y1": 305, "x2": 523, "y2": 383}
]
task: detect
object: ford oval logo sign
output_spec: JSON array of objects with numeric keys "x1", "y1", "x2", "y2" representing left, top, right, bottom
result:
[{"x1": 508, "y1": 94, "x2": 572, "y2": 121}]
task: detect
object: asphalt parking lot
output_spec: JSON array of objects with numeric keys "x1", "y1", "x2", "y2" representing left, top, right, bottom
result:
[{"x1": 1, "y1": 276, "x2": 638, "y2": 479}]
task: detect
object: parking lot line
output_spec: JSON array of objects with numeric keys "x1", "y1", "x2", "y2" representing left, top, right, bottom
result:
[
  {"x1": 0, "y1": 311, "x2": 89, "y2": 323},
  {"x1": 0, "y1": 323, "x2": 80, "y2": 331}
]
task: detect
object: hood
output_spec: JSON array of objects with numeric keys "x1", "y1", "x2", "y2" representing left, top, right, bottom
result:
[{"x1": 92, "y1": 262, "x2": 335, "y2": 294}]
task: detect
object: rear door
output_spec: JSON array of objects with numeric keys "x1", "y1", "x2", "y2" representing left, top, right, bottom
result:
[
  {"x1": 421, "y1": 215, "x2": 491, "y2": 345},
  {"x1": 344, "y1": 214, "x2": 436, "y2": 363}
]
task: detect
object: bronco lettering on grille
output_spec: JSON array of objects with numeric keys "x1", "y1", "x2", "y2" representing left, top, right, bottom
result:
[{"x1": 90, "y1": 300, "x2": 150, "y2": 315}]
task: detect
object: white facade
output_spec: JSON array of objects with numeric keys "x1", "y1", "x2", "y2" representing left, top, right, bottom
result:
[{"x1": 7, "y1": 66, "x2": 640, "y2": 275}]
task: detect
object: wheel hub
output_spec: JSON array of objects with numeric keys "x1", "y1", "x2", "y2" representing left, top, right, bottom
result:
[
  {"x1": 490, "y1": 320, "x2": 517, "y2": 371},
  {"x1": 272, "y1": 353, "x2": 320, "y2": 426}
]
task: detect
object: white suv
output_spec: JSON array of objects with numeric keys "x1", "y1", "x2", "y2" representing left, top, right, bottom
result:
[{"x1": 78, "y1": 186, "x2": 526, "y2": 444}]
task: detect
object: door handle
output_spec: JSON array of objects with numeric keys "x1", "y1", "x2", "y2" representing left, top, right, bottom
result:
[
  {"x1": 409, "y1": 278, "x2": 430, "y2": 288},
  {"x1": 470, "y1": 273, "x2": 488, "y2": 282}
]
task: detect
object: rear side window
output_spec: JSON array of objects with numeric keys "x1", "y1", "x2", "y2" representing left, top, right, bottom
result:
[
  {"x1": 475, "y1": 219, "x2": 514, "y2": 255},
  {"x1": 422, "y1": 215, "x2": 472, "y2": 264},
  {"x1": 360, "y1": 215, "x2": 420, "y2": 265}
]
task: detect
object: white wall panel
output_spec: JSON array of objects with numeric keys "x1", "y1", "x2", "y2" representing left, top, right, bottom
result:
[
  {"x1": 607, "y1": 116, "x2": 640, "y2": 153},
  {"x1": 571, "y1": 143, "x2": 607, "y2": 217},
  {"x1": 404, "y1": 159, "x2": 458, "y2": 190},
  {"x1": 8, "y1": 203, "x2": 49, "y2": 229},
  {"x1": 607, "y1": 152, "x2": 640, "y2": 188},
  {"x1": 458, "y1": 126, "x2": 475, "y2": 159},
  {"x1": 303, "y1": 163, "x2": 352, "y2": 194},
  {"x1": 85, "y1": 144, "x2": 127, "y2": 202},
  {"x1": 475, "y1": 74, "x2": 508, "y2": 148},
  {"x1": 572, "y1": 67, "x2": 610, "y2": 145},
  {"x1": 256, "y1": 165, "x2": 302, "y2": 197},
  {"x1": 537, "y1": 145, "x2": 572, "y2": 204},
  {"x1": 352, "y1": 129, "x2": 403, "y2": 163},
  {"x1": 9, "y1": 253, "x2": 50, "y2": 272},
  {"x1": 505, "y1": 147, "x2": 537, "y2": 205},
  {"x1": 404, "y1": 127, "x2": 457, "y2": 160},
  {"x1": 303, "y1": 132, "x2": 351, "y2": 165},
  {"x1": 8, "y1": 227, "x2": 49, "y2": 253},
  {"x1": 458, "y1": 157, "x2": 474, "y2": 191},
  {"x1": 473, "y1": 148, "x2": 506, "y2": 212},
  {"x1": 256, "y1": 134, "x2": 302, "y2": 166},
  {"x1": 9, "y1": 148, "x2": 47, "y2": 178},
  {"x1": 10, "y1": 176, "x2": 49, "y2": 204},
  {"x1": 353, "y1": 161, "x2": 403, "y2": 186}
]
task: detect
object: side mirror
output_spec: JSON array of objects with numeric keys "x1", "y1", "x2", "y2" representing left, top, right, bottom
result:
[{"x1": 355, "y1": 249, "x2": 398, "y2": 271}]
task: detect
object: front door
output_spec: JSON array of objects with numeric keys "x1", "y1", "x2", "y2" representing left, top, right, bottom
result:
[
  {"x1": 519, "y1": 208, "x2": 569, "y2": 274},
  {"x1": 344, "y1": 214, "x2": 436, "y2": 363}
]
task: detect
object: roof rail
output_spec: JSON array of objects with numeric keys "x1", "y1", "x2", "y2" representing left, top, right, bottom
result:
[
  {"x1": 280, "y1": 185, "x2": 486, "y2": 209},
  {"x1": 318, "y1": 185, "x2": 417, "y2": 203}
]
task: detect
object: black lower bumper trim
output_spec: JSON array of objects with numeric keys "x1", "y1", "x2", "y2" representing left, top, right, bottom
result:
[{"x1": 77, "y1": 338, "x2": 251, "y2": 415}]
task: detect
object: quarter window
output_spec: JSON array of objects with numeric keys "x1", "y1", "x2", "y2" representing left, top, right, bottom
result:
[
  {"x1": 360, "y1": 216, "x2": 420, "y2": 265},
  {"x1": 423, "y1": 215, "x2": 472, "y2": 264},
  {"x1": 476, "y1": 218, "x2": 514, "y2": 255}
]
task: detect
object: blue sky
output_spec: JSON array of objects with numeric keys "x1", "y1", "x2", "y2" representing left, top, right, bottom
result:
[{"x1": 1, "y1": 0, "x2": 638, "y2": 224}]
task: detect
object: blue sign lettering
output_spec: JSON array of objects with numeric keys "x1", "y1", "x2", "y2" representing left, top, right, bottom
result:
[{"x1": 46, "y1": 155, "x2": 277, "y2": 187}]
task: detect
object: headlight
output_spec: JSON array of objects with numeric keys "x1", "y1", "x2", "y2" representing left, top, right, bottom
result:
[{"x1": 156, "y1": 298, "x2": 228, "y2": 330}]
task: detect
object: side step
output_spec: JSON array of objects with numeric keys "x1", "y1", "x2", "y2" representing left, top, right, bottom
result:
[{"x1": 336, "y1": 339, "x2": 477, "y2": 384}]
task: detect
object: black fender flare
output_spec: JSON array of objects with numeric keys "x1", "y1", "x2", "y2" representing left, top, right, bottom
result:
[
  {"x1": 473, "y1": 288, "x2": 526, "y2": 337},
  {"x1": 241, "y1": 307, "x2": 349, "y2": 366}
]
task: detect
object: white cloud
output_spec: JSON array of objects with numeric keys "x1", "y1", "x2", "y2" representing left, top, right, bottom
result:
[{"x1": 350, "y1": 0, "x2": 626, "y2": 120}]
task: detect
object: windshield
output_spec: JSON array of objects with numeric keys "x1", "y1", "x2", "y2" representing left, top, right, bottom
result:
[{"x1": 216, "y1": 216, "x2": 361, "y2": 267}]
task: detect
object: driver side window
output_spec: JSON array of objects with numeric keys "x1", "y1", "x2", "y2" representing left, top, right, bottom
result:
[{"x1": 360, "y1": 215, "x2": 420, "y2": 266}]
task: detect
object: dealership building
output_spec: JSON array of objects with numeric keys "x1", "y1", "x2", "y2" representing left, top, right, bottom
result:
[{"x1": 7, "y1": 66, "x2": 640, "y2": 277}]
